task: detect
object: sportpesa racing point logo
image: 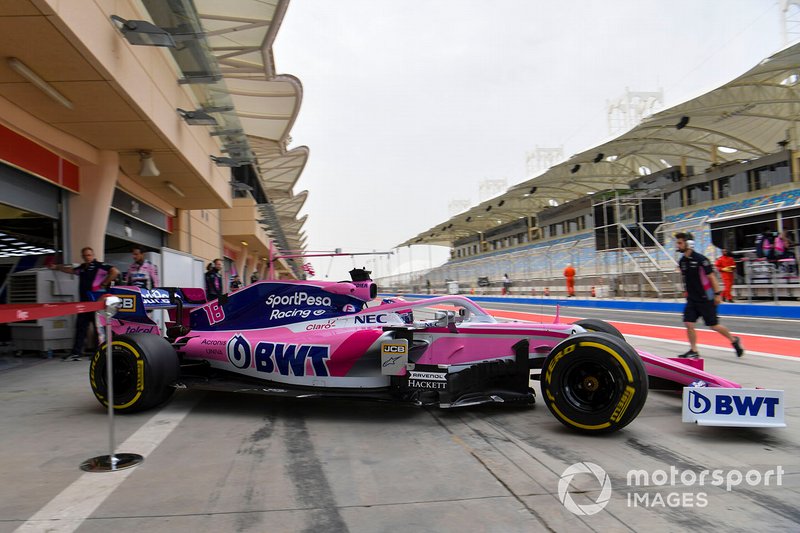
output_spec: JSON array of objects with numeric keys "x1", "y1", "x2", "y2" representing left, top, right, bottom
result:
[
  {"x1": 558, "y1": 462, "x2": 612, "y2": 515},
  {"x1": 265, "y1": 291, "x2": 332, "y2": 320}
]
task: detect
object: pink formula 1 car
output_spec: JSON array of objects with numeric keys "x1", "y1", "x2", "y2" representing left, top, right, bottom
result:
[{"x1": 90, "y1": 270, "x2": 741, "y2": 434}]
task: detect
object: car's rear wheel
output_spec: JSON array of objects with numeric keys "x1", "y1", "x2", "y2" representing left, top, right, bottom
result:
[
  {"x1": 573, "y1": 318, "x2": 624, "y2": 340},
  {"x1": 542, "y1": 332, "x2": 647, "y2": 434},
  {"x1": 89, "y1": 333, "x2": 179, "y2": 413}
]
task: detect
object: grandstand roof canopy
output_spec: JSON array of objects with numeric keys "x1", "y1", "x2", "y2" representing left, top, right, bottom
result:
[
  {"x1": 189, "y1": 0, "x2": 308, "y2": 253},
  {"x1": 398, "y1": 41, "x2": 800, "y2": 247}
]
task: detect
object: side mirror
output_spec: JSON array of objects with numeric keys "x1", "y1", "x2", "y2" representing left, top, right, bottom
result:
[{"x1": 434, "y1": 310, "x2": 457, "y2": 330}]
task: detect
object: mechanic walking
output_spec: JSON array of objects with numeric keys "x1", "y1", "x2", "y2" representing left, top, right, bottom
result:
[
  {"x1": 125, "y1": 246, "x2": 160, "y2": 290},
  {"x1": 49, "y1": 247, "x2": 120, "y2": 361},
  {"x1": 205, "y1": 258, "x2": 224, "y2": 300},
  {"x1": 714, "y1": 249, "x2": 736, "y2": 303},
  {"x1": 563, "y1": 263, "x2": 576, "y2": 297},
  {"x1": 675, "y1": 233, "x2": 743, "y2": 358}
]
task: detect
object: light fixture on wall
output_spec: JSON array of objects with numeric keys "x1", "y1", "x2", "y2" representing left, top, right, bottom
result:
[
  {"x1": 7, "y1": 58, "x2": 74, "y2": 109},
  {"x1": 230, "y1": 181, "x2": 253, "y2": 192},
  {"x1": 211, "y1": 155, "x2": 251, "y2": 167},
  {"x1": 210, "y1": 128, "x2": 244, "y2": 137},
  {"x1": 177, "y1": 108, "x2": 218, "y2": 126},
  {"x1": 138, "y1": 151, "x2": 160, "y2": 177},
  {"x1": 164, "y1": 181, "x2": 185, "y2": 198},
  {"x1": 110, "y1": 15, "x2": 176, "y2": 47},
  {"x1": 178, "y1": 74, "x2": 223, "y2": 85}
]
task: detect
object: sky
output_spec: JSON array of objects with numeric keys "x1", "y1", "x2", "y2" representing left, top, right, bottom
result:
[{"x1": 273, "y1": 0, "x2": 786, "y2": 281}]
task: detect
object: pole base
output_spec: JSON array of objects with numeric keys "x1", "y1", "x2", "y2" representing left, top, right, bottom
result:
[{"x1": 80, "y1": 453, "x2": 144, "y2": 473}]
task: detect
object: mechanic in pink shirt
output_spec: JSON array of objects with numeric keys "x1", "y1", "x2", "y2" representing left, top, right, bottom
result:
[{"x1": 126, "y1": 246, "x2": 160, "y2": 290}]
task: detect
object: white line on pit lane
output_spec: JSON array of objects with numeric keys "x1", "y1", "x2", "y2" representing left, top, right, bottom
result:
[
  {"x1": 493, "y1": 316, "x2": 800, "y2": 362},
  {"x1": 487, "y1": 306, "x2": 800, "y2": 342},
  {"x1": 493, "y1": 301, "x2": 800, "y2": 323},
  {"x1": 14, "y1": 396, "x2": 199, "y2": 533},
  {"x1": 624, "y1": 334, "x2": 800, "y2": 362}
]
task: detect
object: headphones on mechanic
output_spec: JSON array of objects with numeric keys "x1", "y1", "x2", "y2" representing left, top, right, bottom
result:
[{"x1": 676, "y1": 233, "x2": 695, "y2": 251}]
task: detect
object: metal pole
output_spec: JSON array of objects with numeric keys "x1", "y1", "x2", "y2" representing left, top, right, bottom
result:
[
  {"x1": 745, "y1": 259, "x2": 753, "y2": 304},
  {"x1": 268, "y1": 243, "x2": 275, "y2": 281},
  {"x1": 80, "y1": 296, "x2": 143, "y2": 473},
  {"x1": 774, "y1": 260, "x2": 779, "y2": 304},
  {"x1": 106, "y1": 319, "x2": 116, "y2": 470}
]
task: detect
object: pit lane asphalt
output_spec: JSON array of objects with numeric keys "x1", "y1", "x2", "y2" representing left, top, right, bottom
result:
[{"x1": 0, "y1": 310, "x2": 798, "y2": 532}]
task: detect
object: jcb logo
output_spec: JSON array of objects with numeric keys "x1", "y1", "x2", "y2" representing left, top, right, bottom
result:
[
  {"x1": 382, "y1": 344, "x2": 407, "y2": 354},
  {"x1": 117, "y1": 295, "x2": 137, "y2": 312}
]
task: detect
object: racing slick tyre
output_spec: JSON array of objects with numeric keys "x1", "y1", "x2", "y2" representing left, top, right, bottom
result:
[
  {"x1": 90, "y1": 333, "x2": 179, "y2": 413},
  {"x1": 573, "y1": 319, "x2": 624, "y2": 340},
  {"x1": 542, "y1": 332, "x2": 647, "y2": 434}
]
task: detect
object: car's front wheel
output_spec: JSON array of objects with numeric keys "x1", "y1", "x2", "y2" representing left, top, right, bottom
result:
[
  {"x1": 90, "y1": 333, "x2": 179, "y2": 413},
  {"x1": 541, "y1": 332, "x2": 647, "y2": 434},
  {"x1": 573, "y1": 318, "x2": 624, "y2": 340}
]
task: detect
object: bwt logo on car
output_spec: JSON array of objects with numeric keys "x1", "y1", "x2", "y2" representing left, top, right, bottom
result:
[
  {"x1": 688, "y1": 390, "x2": 780, "y2": 417},
  {"x1": 226, "y1": 335, "x2": 330, "y2": 377}
]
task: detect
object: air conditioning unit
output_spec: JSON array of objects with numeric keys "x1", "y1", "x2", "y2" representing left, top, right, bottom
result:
[{"x1": 8, "y1": 269, "x2": 78, "y2": 352}]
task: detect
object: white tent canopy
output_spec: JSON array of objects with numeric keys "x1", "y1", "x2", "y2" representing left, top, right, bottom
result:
[{"x1": 398, "y1": 41, "x2": 800, "y2": 248}]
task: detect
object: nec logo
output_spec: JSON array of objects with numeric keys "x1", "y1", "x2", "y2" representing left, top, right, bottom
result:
[
  {"x1": 117, "y1": 295, "x2": 137, "y2": 312},
  {"x1": 688, "y1": 390, "x2": 780, "y2": 418},
  {"x1": 354, "y1": 314, "x2": 387, "y2": 324}
]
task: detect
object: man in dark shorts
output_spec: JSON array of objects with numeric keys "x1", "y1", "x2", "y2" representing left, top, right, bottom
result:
[
  {"x1": 50, "y1": 246, "x2": 120, "y2": 361},
  {"x1": 675, "y1": 232, "x2": 744, "y2": 358}
]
